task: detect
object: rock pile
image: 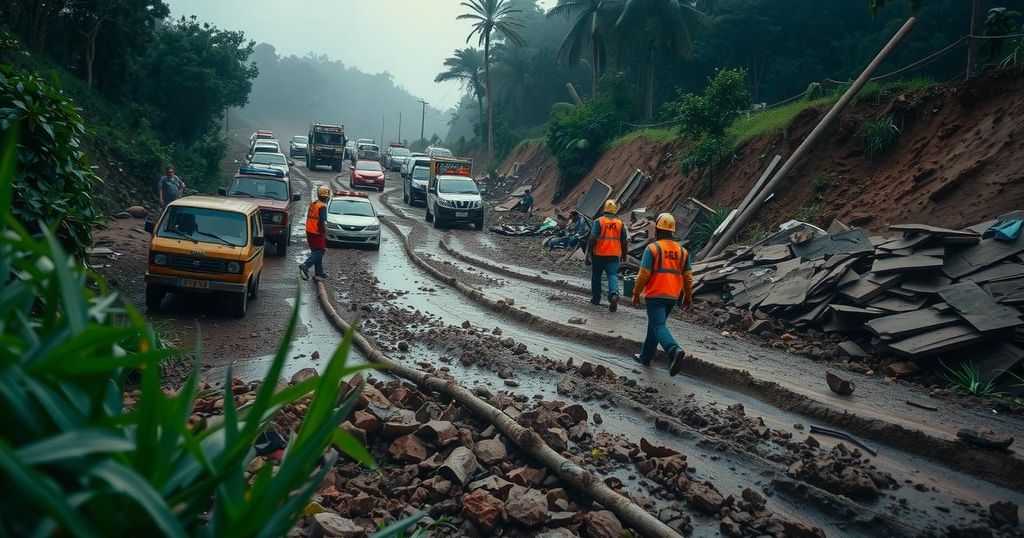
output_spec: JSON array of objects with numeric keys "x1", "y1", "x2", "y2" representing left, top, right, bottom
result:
[{"x1": 692, "y1": 214, "x2": 1024, "y2": 383}]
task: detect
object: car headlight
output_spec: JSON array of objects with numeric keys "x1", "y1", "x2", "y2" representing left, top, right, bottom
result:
[
  {"x1": 153, "y1": 253, "x2": 167, "y2": 266},
  {"x1": 365, "y1": 225, "x2": 379, "y2": 231},
  {"x1": 437, "y1": 198, "x2": 454, "y2": 208},
  {"x1": 226, "y1": 261, "x2": 242, "y2": 274},
  {"x1": 272, "y1": 213, "x2": 284, "y2": 224},
  {"x1": 327, "y1": 222, "x2": 341, "y2": 230}
]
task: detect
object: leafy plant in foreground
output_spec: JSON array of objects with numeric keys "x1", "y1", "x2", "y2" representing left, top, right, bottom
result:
[
  {"x1": 689, "y1": 206, "x2": 731, "y2": 251},
  {"x1": 0, "y1": 128, "x2": 419, "y2": 537},
  {"x1": 943, "y1": 362, "x2": 1001, "y2": 397}
]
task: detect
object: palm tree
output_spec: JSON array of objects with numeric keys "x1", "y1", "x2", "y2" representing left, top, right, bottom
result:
[
  {"x1": 435, "y1": 48, "x2": 487, "y2": 137},
  {"x1": 546, "y1": 0, "x2": 622, "y2": 99},
  {"x1": 615, "y1": 0, "x2": 708, "y2": 119},
  {"x1": 491, "y1": 44, "x2": 535, "y2": 120},
  {"x1": 458, "y1": 0, "x2": 526, "y2": 162}
]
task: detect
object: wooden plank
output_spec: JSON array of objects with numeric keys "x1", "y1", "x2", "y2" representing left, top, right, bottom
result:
[
  {"x1": 839, "y1": 277, "x2": 885, "y2": 304},
  {"x1": 752, "y1": 243, "x2": 792, "y2": 264},
  {"x1": 870, "y1": 255, "x2": 943, "y2": 274},
  {"x1": 886, "y1": 324, "x2": 993, "y2": 358},
  {"x1": 913, "y1": 246, "x2": 946, "y2": 257},
  {"x1": 866, "y1": 307, "x2": 962, "y2": 340},
  {"x1": 867, "y1": 295, "x2": 927, "y2": 313},
  {"x1": 967, "y1": 342, "x2": 1024, "y2": 383},
  {"x1": 943, "y1": 235, "x2": 1024, "y2": 279},
  {"x1": 760, "y1": 267, "x2": 817, "y2": 308},
  {"x1": 961, "y1": 261, "x2": 1024, "y2": 285},
  {"x1": 836, "y1": 270, "x2": 861, "y2": 289},
  {"x1": 886, "y1": 287, "x2": 919, "y2": 299},
  {"x1": 877, "y1": 234, "x2": 934, "y2": 251},
  {"x1": 986, "y1": 277, "x2": 1024, "y2": 304},
  {"x1": 900, "y1": 274, "x2": 952, "y2": 295},
  {"x1": 939, "y1": 281, "x2": 1023, "y2": 333},
  {"x1": 866, "y1": 272, "x2": 904, "y2": 287}
]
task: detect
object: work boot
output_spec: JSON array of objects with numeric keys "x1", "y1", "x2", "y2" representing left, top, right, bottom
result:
[
  {"x1": 633, "y1": 353, "x2": 650, "y2": 366},
  {"x1": 298, "y1": 264, "x2": 309, "y2": 281},
  {"x1": 314, "y1": 272, "x2": 329, "y2": 281},
  {"x1": 590, "y1": 299, "x2": 601, "y2": 306},
  {"x1": 608, "y1": 294, "x2": 619, "y2": 312},
  {"x1": 669, "y1": 348, "x2": 686, "y2": 377}
]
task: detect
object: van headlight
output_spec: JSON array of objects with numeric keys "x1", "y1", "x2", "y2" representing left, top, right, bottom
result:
[
  {"x1": 436, "y1": 198, "x2": 454, "y2": 209},
  {"x1": 226, "y1": 261, "x2": 242, "y2": 274},
  {"x1": 153, "y1": 253, "x2": 167, "y2": 266}
]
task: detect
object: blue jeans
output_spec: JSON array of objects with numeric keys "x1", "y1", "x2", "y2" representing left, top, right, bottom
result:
[
  {"x1": 302, "y1": 249, "x2": 325, "y2": 276},
  {"x1": 591, "y1": 256, "x2": 619, "y2": 303},
  {"x1": 640, "y1": 298, "x2": 680, "y2": 362}
]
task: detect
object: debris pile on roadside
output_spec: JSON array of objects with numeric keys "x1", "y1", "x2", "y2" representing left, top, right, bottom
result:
[{"x1": 692, "y1": 212, "x2": 1024, "y2": 386}]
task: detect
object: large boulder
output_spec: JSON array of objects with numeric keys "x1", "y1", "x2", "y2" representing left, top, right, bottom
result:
[
  {"x1": 505, "y1": 486, "x2": 549, "y2": 528},
  {"x1": 462, "y1": 490, "x2": 505, "y2": 532}
]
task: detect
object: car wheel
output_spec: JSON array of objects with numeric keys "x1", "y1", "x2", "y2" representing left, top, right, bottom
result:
[
  {"x1": 145, "y1": 285, "x2": 164, "y2": 311},
  {"x1": 276, "y1": 238, "x2": 287, "y2": 257},
  {"x1": 425, "y1": 204, "x2": 433, "y2": 222},
  {"x1": 249, "y1": 274, "x2": 260, "y2": 300},
  {"x1": 402, "y1": 185, "x2": 409, "y2": 204},
  {"x1": 231, "y1": 288, "x2": 248, "y2": 318},
  {"x1": 476, "y1": 217, "x2": 485, "y2": 231},
  {"x1": 371, "y1": 238, "x2": 380, "y2": 251},
  {"x1": 433, "y1": 208, "x2": 444, "y2": 229}
]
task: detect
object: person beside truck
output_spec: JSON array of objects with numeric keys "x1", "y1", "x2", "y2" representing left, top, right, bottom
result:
[
  {"x1": 587, "y1": 200, "x2": 627, "y2": 312},
  {"x1": 158, "y1": 165, "x2": 185, "y2": 207},
  {"x1": 299, "y1": 185, "x2": 330, "y2": 281}
]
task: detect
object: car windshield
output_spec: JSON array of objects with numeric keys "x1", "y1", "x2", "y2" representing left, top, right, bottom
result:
[
  {"x1": 390, "y1": 148, "x2": 410, "y2": 156},
  {"x1": 356, "y1": 160, "x2": 382, "y2": 171},
  {"x1": 430, "y1": 148, "x2": 453, "y2": 157},
  {"x1": 313, "y1": 132, "x2": 343, "y2": 145},
  {"x1": 228, "y1": 177, "x2": 288, "y2": 201},
  {"x1": 158, "y1": 206, "x2": 248, "y2": 247},
  {"x1": 253, "y1": 144, "x2": 278, "y2": 153},
  {"x1": 329, "y1": 199, "x2": 375, "y2": 217},
  {"x1": 438, "y1": 177, "x2": 478, "y2": 195},
  {"x1": 412, "y1": 167, "x2": 429, "y2": 180},
  {"x1": 292, "y1": 136, "x2": 307, "y2": 143},
  {"x1": 251, "y1": 153, "x2": 287, "y2": 166}
]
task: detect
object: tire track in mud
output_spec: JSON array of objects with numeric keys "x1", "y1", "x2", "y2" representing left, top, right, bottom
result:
[{"x1": 376, "y1": 190, "x2": 1024, "y2": 493}]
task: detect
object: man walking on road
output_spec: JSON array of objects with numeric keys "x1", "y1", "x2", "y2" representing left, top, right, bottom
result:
[
  {"x1": 158, "y1": 165, "x2": 185, "y2": 207},
  {"x1": 587, "y1": 200, "x2": 627, "y2": 311},
  {"x1": 299, "y1": 185, "x2": 330, "y2": 281},
  {"x1": 632, "y1": 213, "x2": 694, "y2": 376}
]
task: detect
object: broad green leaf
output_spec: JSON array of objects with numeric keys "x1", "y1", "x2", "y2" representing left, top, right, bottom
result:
[
  {"x1": 89, "y1": 460, "x2": 187, "y2": 538},
  {"x1": 16, "y1": 429, "x2": 134, "y2": 465},
  {"x1": 331, "y1": 428, "x2": 376, "y2": 468},
  {"x1": 369, "y1": 510, "x2": 430, "y2": 538}
]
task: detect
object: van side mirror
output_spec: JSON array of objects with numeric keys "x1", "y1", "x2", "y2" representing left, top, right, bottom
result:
[
  {"x1": 349, "y1": 165, "x2": 355, "y2": 170},
  {"x1": 218, "y1": 187, "x2": 227, "y2": 196},
  {"x1": 144, "y1": 221, "x2": 154, "y2": 233},
  {"x1": 289, "y1": 161, "x2": 295, "y2": 167},
  {"x1": 428, "y1": 187, "x2": 437, "y2": 194},
  {"x1": 292, "y1": 193, "x2": 301, "y2": 201},
  {"x1": 253, "y1": 236, "x2": 265, "y2": 247}
]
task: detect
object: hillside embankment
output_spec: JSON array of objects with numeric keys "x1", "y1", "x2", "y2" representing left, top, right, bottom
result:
[{"x1": 499, "y1": 71, "x2": 1024, "y2": 234}]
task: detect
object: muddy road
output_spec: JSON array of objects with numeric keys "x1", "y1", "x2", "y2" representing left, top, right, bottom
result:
[{"x1": 93, "y1": 148, "x2": 1024, "y2": 536}]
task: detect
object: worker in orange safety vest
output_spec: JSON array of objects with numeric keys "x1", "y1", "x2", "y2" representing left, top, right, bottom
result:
[
  {"x1": 632, "y1": 213, "x2": 694, "y2": 376},
  {"x1": 586, "y1": 199, "x2": 628, "y2": 312},
  {"x1": 299, "y1": 185, "x2": 330, "y2": 281}
]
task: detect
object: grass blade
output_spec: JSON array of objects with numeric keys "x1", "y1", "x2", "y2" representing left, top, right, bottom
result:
[
  {"x1": 89, "y1": 460, "x2": 188, "y2": 538},
  {"x1": 16, "y1": 429, "x2": 134, "y2": 465}
]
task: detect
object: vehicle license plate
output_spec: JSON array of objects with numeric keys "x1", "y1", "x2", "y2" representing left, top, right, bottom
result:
[
  {"x1": 182, "y1": 278, "x2": 209, "y2": 289},
  {"x1": 455, "y1": 211, "x2": 468, "y2": 218}
]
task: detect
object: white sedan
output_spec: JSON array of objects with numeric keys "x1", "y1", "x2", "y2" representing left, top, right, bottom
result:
[
  {"x1": 249, "y1": 152, "x2": 291, "y2": 178},
  {"x1": 325, "y1": 190, "x2": 380, "y2": 250}
]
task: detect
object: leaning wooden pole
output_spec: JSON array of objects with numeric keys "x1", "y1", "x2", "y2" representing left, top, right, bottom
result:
[
  {"x1": 315, "y1": 282, "x2": 683, "y2": 538},
  {"x1": 704, "y1": 17, "x2": 917, "y2": 259}
]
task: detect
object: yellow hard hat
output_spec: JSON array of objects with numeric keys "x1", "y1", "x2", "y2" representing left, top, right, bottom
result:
[
  {"x1": 603, "y1": 199, "x2": 617, "y2": 213},
  {"x1": 316, "y1": 185, "x2": 331, "y2": 199},
  {"x1": 655, "y1": 213, "x2": 676, "y2": 232}
]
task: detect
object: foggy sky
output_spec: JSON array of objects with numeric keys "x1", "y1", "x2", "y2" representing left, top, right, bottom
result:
[{"x1": 165, "y1": 0, "x2": 556, "y2": 111}]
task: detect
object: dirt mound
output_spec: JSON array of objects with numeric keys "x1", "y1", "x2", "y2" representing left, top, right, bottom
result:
[{"x1": 499, "y1": 70, "x2": 1024, "y2": 235}]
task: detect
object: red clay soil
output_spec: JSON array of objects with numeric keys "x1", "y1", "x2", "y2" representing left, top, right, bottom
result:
[{"x1": 499, "y1": 70, "x2": 1024, "y2": 234}]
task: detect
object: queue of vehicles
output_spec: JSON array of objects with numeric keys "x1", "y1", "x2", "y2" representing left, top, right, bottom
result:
[{"x1": 142, "y1": 127, "x2": 480, "y2": 318}]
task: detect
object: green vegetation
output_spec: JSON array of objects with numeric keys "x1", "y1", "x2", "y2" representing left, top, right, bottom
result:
[
  {"x1": 796, "y1": 202, "x2": 825, "y2": 223},
  {"x1": 728, "y1": 96, "x2": 836, "y2": 147},
  {"x1": 546, "y1": 95, "x2": 625, "y2": 191},
  {"x1": 812, "y1": 175, "x2": 830, "y2": 193},
  {"x1": 944, "y1": 362, "x2": 1001, "y2": 397},
  {"x1": 689, "y1": 206, "x2": 731, "y2": 251},
  {"x1": 745, "y1": 224, "x2": 768, "y2": 243},
  {"x1": 609, "y1": 127, "x2": 678, "y2": 148},
  {"x1": 860, "y1": 115, "x2": 901, "y2": 159},
  {"x1": 1, "y1": 69, "x2": 102, "y2": 258}
]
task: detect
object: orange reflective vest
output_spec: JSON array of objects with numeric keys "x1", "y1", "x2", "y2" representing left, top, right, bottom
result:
[
  {"x1": 305, "y1": 201, "x2": 326, "y2": 234},
  {"x1": 644, "y1": 240, "x2": 687, "y2": 299},
  {"x1": 593, "y1": 216, "x2": 624, "y2": 257}
]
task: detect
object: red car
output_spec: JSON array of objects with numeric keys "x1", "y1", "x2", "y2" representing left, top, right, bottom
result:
[{"x1": 349, "y1": 159, "x2": 385, "y2": 191}]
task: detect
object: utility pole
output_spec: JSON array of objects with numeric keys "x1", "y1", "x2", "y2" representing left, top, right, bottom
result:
[
  {"x1": 966, "y1": 0, "x2": 982, "y2": 80},
  {"x1": 418, "y1": 99, "x2": 427, "y2": 143},
  {"x1": 380, "y1": 113, "x2": 384, "y2": 146},
  {"x1": 397, "y1": 112, "x2": 402, "y2": 143}
]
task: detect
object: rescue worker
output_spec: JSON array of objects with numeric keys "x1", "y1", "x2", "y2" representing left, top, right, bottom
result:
[
  {"x1": 299, "y1": 185, "x2": 330, "y2": 281},
  {"x1": 632, "y1": 213, "x2": 694, "y2": 376},
  {"x1": 587, "y1": 199, "x2": 627, "y2": 311}
]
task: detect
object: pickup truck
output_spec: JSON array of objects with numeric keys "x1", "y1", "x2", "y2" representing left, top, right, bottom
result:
[
  {"x1": 424, "y1": 157, "x2": 482, "y2": 230},
  {"x1": 307, "y1": 123, "x2": 347, "y2": 172}
]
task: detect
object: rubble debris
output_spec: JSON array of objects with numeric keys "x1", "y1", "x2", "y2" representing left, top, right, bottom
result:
[
  {"x1": 692, "y1": 214, "x2": 1024, "y2": 381},
  {"x1": 809, "y1": 426, "x2": 877, "y2": 456},
  {"x1": 825, "y1": 371, "x2": 855, "y2": 396},
  {"x1": 989, "y1": 500, "x2": 1020, "y2": 528}
]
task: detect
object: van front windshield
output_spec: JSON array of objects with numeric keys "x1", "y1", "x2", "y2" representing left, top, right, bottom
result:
[
  {"x1": 313, "y1": 132, "x2": 343, "y2": 145},
  {"x1": 438, "y1": 177, "x2": 479, "y2": 195},
  {"x1": 229, "y1": 177, "x2": 288, "y2": 201},
  {"x1": 158, "y1": 206, "x2": 248, "y2": 247}
]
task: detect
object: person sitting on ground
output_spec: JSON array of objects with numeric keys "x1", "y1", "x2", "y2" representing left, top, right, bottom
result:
[
  {"x1": 546, "y1": 210, "x2": 589, "y2": 250},
  {"x1": 514, "y1": 188, "x2": 534, "y2": 214}
]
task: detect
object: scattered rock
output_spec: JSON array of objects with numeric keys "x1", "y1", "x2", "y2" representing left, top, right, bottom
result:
[
  {"x1": 507, "y1": 466, "x2": 546, "y2": 487},
  {"x1": 514, "y1": 343, "x2": 528, "y2": 354},
  {"x1": 885, "y1": 361, "x2": 920, "y2": 378},
  {"x1": 837, "y1": 340, "x2": 868, "y2": 359},
  {"x1": 582, "y1": 510, "x2": 623, "y2": 538},
  {"x1": 568, "y1": 317, "x2": 587, "y2": 325},
  {"x1": 492, "y1": 327, "x2": 503, "y2": 335},
  {"x1": 826, "y1": 371, "x2": 855, "y2": 396},
  {"x1": 748, "y1": 319, "x2": 774, "y2": 335},
  {"x1": 593, "y1": 413, "x2": 603, "y2": 425},
  {"x1": 462, "y1": 490, "x2": 505, "y2": 532},
  {"x1": 640, "y1": 437, "x2": 680, "y2": 458},
  {"x1": 462, "y1": 320, "x2": 472, "y2": 328},
  {"x1": 542, "y1": 427, "x2": 569, "y2": 452},
  {"x1": 308, "y1": 512, "x2": 364, "y2": 538},
  {"x1": 387, "y1": 434, "x2": 429, "y2": 463},
  {"x1": 397, "y1": 341, "x2": 410, "y2": 352},
  {"x1": 686, "y1": 481, "x2": 725, "y2": 514},
  {"x1": 416, "y1": 420, "x2": 458, "y2": 446},
  {"x1": 438, "y1": 446, "x2": 479, "y2": 486},
  {"x1": 989, "y1": 500, "x2": 1019, "y2": 527},
  {"x1": 578, "y1": 362, "x2": 595, "y2": 377},
  {"x1": 474, "y1": 438, "x2": 508, "y2": 466},
  {"x1": 125, "y1": 205, "x2": 148, "y2": 218},
  {"x1": 468, "y1": 475, "x2": 515, "y2": 499},
  {"x1": 560, "y1": 404, "x2": 587, "y2": 425},
  {"x1": 505, "y1": 486, "x2": 549, "y2": 527},
  {"x1": 741, "y1": 487, "x2": 766, "y2": 509},
  {"x1": 290, "y1": 368, "x2": 318, "y2": 385}
]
